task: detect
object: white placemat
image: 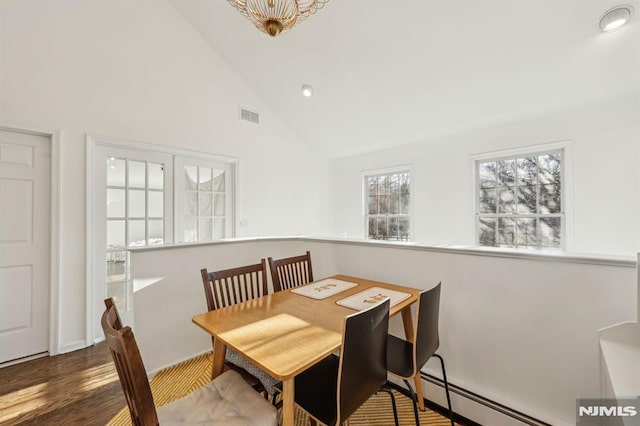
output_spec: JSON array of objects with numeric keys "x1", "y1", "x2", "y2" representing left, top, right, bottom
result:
[
  {"x1": 336, "y1": 286, "x2": 411, "y2": 310},
  {"x1": 290, "y1": 279, "x2": 358, "y2": 300}
]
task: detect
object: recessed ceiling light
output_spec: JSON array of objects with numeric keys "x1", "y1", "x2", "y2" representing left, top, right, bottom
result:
[
  {"x1": 600, "y1": 5, "x2": 633, "y2": 32},
  {"x1": 302, "y1": 84, "x2": 313, "y2": 97}
]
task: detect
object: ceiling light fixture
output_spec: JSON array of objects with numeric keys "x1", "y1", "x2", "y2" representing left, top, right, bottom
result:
[
  {"x1": 599, "y1": 5, "x2": 633, "y2": 32},
  {"x1": 227, "y1": 0, "x2": 329, "y2": 37},
  {"x1": 301, "y1": 84, "x2": 313, "y2": 97}
]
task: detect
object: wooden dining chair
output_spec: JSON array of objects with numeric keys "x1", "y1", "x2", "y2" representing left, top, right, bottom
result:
[
  {"x1": 101, "y1": 298, "x2": 278, "y2": 426},
  {"x1": 386, "y1": 282, "x2": 454, "y2": 426},
  {"x1": 292, "y1": 299, "x2": 399, "y2": 426},
  {"x1": 268, "y1": 250, "x2": 314, "y2": 292},
  {"x1": 200, "y1": 259, "x2": 280, "y2": 397},
  {"x1": 104, "y1": 297, "x2": 123, "y2": 329}
]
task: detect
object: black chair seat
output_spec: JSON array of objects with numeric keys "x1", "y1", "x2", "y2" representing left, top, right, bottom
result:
[
  {"x1": 292, "y1": 300, "x2": 398, "y2": 426},
  {"x1": 387, "y1": 334, "x2": 415, "y2": 378},
  {"x1": 386, "y1": 282, "x2": 454, "y2": 426},
  {"x1": 295, "y1": 354, "x2": 339, "y2": 425}
]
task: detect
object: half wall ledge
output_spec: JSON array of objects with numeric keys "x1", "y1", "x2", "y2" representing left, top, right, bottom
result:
[
  {"x1": 598, "y1": 252, "x2": 640, "y2": 406},
  {"x1": 128, "y1": 236, "x2": 636, "y2": 269}
]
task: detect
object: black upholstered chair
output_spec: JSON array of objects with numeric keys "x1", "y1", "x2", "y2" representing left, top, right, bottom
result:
[
  {"x1": 293, "y1": 299, "x2": 399, "y2": 426},
  {"x1": 387, "y1": 282, "x2": 453, "y2": 426},
  {"x1": 268, "y1": 250, "x2": 313, "y2": 292}
]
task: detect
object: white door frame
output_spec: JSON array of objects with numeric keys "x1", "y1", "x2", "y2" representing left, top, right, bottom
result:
[
  {"x1": 85, "y1": 134, "x2": 239, "y2": 344},
  {"x1": 88, "y1": 137, "x2": 175, "y2": 344},
  {"x1": 0, "y1": 124, "x2": 61, "y2": 357}
]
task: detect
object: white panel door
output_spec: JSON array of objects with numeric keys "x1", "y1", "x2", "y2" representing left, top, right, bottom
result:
[{"x1": 0, "y1": 129, "x2": 50, "y2": 363}]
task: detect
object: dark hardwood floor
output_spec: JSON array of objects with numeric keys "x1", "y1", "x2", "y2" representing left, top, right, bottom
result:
[{"x1": 0, "y1": 342, "x2": 125, "y2": 426}]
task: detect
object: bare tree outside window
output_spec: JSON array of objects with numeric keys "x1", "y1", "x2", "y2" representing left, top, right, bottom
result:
[
  {"x1": 477, "y1": 151, "x2": 562, "y2": 249},
  {"x1": 365, "y1": 170, "x2": 410, "y2": 241}
]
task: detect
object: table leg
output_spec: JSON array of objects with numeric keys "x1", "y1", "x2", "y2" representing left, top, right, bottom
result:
[
  {"x1": 401, "y1": 307, "x2": 414, "y2": 341},
  {"x1": 282, "y1": 378, "x2": 295, "y2": 426},
  {"x1": 412, "y1": 372, "x2": 425, "y2": 411},
  {"x1": 401, "y1": 307, "x2": 426, "y2": 411},
  {"x1": 211, "y1": 338, "x2": 227, "y2": 380}
]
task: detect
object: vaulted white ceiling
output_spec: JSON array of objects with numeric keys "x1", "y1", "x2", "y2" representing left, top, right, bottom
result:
[{"x1": 170, "y1": 0, "x2": 640, "y2": 158}]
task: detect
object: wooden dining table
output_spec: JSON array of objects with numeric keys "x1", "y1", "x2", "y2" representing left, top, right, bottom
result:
[{"x1": 192, "y1": 274, "x2": 423, "y2": 426}]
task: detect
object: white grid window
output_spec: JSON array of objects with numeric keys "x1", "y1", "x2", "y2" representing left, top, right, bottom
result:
[
  {"x1": 93, "y1": 138, "x2": 237, "y2": 337},
  {"x1": 105, "y1": 157, "x2": 167, "y2": 309},
  {"x1": 364, "y1": 169, "x2": 411, "y2": 241},
  {"x1": 183, "y1": 165, "x2": 228, "y2": 242},
  {"x1": 476, "y1": 150, "x2": 563, "y2": 249}
]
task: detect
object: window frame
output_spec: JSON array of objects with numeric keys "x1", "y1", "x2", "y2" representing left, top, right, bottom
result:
[
  {"x1": 174, "y1": 156, "x2": 235, "y2": 243},
  {"x1": 471, "y1": 141, "x2": 573, "y2": 251},
  {"x1": 87, "y1": 134, "x2": 238, "y2": 344},
  {"x1": 361, "y1": 165, "x2": 413, "y2": 242},
  {"x1": 105, "y1": 159, "x2": 167, "y2": 306}
]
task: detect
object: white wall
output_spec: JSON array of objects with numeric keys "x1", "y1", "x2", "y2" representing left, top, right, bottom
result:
[
  {"x1": 332, "y1": 94, "x2": 640, "y2": 256},
  {"x1": 330, "y1": 242, "x2": 635, "y2": 426},
  {"x1": 0, "y1": 0, "x2": 332, "y2": 351},
  {"x1": 131, "y1": 238, "x2": 338, "y2": 373},
  {"x1": 130, "y1": 238, "x2": 636, "y2": 425}
]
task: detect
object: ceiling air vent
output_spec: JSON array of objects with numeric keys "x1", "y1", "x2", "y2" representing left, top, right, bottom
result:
[{"x1": 239, "y1": 107, "x2": 259, "y2": 124}]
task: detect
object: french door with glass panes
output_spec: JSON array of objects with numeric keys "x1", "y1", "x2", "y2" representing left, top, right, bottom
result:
[{"x1": 93, "y1": 145, "x2": 173, "y2": 338}]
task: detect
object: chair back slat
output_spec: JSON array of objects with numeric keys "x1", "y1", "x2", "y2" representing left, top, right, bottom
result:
[
  {"x1": 337, "y1": 299, "x2": 390, "y2": 425},
  {"x1": 229, "y1": 276, "x2": 240, "y2": 304},
  {"x1": 240, "y1": 275, "x2": 249, "y2": 300},
  {"x1": 200, "y1": 269, "x2": 217, "y2": 310},
  {"x1": 102, "y1": 298, "x2": 158, "y2": 426},
  {"x1": 200, "y1": 259, "x2": 268, "y2": 311},
  {"x1": 414, "y1": 282, "x2": 442, "y2": 372},
  {"x1": 268, "y1": 251, "x2": 314, "y2": 292}
]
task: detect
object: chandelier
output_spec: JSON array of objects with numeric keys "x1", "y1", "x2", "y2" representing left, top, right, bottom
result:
[{"x1": 227, "y1": 0, "x2": 329, "y2": 37}]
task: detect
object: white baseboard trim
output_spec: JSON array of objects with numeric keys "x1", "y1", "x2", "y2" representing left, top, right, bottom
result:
[
  {"x1": 415, "y1": 373, "x2": 573, "y2": 426},
  {"x1": 58, "y1": 340, "x2": 88, "y2": 354},
  {"x1": 0, "y1": 352, "x2": 48, "y2": 368}
]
